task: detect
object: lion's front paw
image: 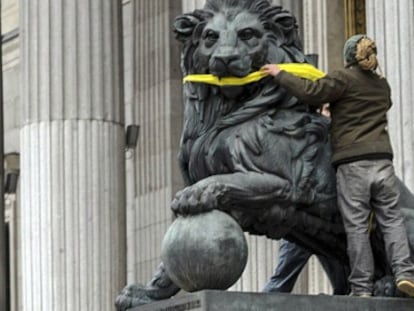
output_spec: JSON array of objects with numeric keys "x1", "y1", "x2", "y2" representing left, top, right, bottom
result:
[
  {"x1": 171, "y1": 182, "x2": 224, "y2": 216},
  {"x1": 115, "y1": 283, "x2": 155, "y2": 311}
]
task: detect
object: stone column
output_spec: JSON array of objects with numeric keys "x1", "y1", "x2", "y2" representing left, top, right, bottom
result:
[
  {"x1": 301, "y1": 0, "x2": 346, "y2": 295},
  {"x1": 302, "y1": 0, "x2": 345, "y2": 71},
  {"x1": 20, "y1": 1, "x2": 126, "y2": 310},
  {"x1": 366, "y1": 0, "x2": 414, "y2": 191},
  {"x1": 125, "y1": 0, "x2": 184, "y2": 284},
  {"x1": 182, "y1": 0, "x2": 205, "y2": 12}
]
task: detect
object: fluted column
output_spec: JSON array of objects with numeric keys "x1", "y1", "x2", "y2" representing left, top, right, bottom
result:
[
  {"x1": 301, "y1": 0, "x2": 346, "y2": 295},
  {"x1": 20, "y1": 1, "x2": 126, "y2": 310},
  {"x1": 366, "y1": 0, "x2": 414, "y2": 191},
  {"x1": 125, "y1": 0, "x2": 184, "y2": 284},
  {"x1": 302, "y1": 0, "x2": 345, "y2": 71},
  {"x1": 182, "y1": 0, "x2": 205, "y2": 12}
]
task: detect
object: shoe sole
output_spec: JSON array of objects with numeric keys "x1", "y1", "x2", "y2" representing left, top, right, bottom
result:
[
  {"x1": 397, "y1": 280, "x2": 414, "y2": 297},
  {"x1": 349, "y1": 293, "x2": 372, "y2": 297}
]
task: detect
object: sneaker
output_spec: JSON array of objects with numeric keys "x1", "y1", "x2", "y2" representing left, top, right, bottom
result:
[{"x1": 397, "y1": 279, "x2": 414, "y2": 297}]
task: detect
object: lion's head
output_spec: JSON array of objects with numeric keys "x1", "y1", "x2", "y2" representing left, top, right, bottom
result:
[
  {"x1": 174, "y1": 0, "x2": 306, "y2": 78},
  {"x1": 174, "y1": 1, "x2": 320, "y2": 188},
  {"x1": 174, "y1": 0, "x2": 312, "y2": 156}
]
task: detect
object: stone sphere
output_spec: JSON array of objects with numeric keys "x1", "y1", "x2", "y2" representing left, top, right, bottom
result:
[{"x1": 161, "y1": 210, "x2": 248, "y2": 292}]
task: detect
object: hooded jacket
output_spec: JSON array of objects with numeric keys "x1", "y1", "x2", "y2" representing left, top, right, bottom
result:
[{"x1": 274, "y1": 66, "x2": 393, "y2": 166}]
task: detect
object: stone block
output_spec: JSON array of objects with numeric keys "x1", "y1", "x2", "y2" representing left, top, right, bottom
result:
[{"x1": 130, "y1": 290, "x2": 414, "y2": 311}]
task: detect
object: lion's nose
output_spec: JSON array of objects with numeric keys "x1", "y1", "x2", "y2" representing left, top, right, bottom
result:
[
  {"x1": 210, "y1": 56, "x2": 238, "y2": 77},
  {"x1": 213, "y1": 54, "x2": 238, "y2": 66}
]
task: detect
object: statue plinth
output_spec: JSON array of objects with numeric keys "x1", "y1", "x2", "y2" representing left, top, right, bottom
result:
[{"x1": 129, "y1": 290, "x2": 414, "y2": 311}]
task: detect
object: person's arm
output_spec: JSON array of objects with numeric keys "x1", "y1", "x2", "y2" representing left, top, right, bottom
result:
[{"x1": 261, "y1": 64, "x2": 347, "y2": 107}]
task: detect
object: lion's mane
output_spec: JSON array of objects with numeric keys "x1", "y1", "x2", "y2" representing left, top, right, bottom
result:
[{"x1": 171, "y1": 0, "x2": 344, "y2": 255}]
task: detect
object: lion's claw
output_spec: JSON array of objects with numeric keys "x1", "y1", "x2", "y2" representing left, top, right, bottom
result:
[
  {"x1": 115, "y1": 283, "x2": 155, "y2": 311},
  {"x1": 171, "y1": 182, "x2": 224, "y2": 216}
]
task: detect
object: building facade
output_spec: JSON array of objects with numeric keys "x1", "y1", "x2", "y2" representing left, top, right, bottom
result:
[{"x1": 1, "y1": 0, "x2": 413, "y2": 310}]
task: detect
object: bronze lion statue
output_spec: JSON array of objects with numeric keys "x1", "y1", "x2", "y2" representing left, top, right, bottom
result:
[{"x1": 115, "y1": 0, "x2": 414, "y2": 309}]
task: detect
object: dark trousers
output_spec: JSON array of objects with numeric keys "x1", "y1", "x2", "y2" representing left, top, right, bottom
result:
[{"x1": 262, "y1": 239, "x2": 349, "y2": 294}]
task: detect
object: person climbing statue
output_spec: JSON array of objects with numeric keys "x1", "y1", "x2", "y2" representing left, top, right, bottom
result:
[{"x1": 261, "y1": 34, "x2": 414, "y2": 297}]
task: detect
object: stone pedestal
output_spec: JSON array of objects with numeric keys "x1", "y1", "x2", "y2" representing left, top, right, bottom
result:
[{"x1": 130, "y1": 290, "x2": 414, "y2": 311}]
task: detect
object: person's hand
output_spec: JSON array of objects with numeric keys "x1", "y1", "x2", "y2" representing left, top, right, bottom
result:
[
  {"x1": 261, "y1": 64, "x2": 282, "y2": 77},
  {"x1": 320, "y1": 103, "x2": 331, "y2": 118}
]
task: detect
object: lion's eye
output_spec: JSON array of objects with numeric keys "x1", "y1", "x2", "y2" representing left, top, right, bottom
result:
[
  {"x1": 204, "y1": 29, "x2": 219, "y2": 41},
  {"x1": 238, "y1": 28, "x2": 255, "y2": 41}
]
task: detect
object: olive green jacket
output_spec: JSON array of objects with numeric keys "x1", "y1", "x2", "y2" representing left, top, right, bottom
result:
[{"x1": 274, "y1": 66, "x2": 393, "y2": 166}]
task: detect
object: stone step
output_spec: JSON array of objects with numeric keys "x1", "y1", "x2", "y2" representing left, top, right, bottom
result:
[{"x1": 130, "y1": 290, "x2": 414, "y2": 311}]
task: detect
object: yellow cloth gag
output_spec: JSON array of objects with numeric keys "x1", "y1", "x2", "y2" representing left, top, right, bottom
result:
[{"x1": 183, "y1": 63, "x2": 326, "y2": 86}]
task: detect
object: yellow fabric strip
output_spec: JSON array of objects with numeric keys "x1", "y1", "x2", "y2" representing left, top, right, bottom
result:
[
  {"x1": 183, "y1": 63, "x2": 326, "y2": 86},
  {"x1": 183, "y1": 71, "x2": 267, "y2": 86},
  {"x1": 279, "y1": 63, "x2": 326, "y2": 81}
]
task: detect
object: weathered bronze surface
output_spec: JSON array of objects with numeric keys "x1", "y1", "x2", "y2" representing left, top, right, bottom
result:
[{"x1": 115, "y1": 1, "x2": 414, "y2": 310}]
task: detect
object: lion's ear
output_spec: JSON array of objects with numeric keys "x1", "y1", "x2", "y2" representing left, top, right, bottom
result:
[
  {"x1": 174, "y1": 14, "x2": 202, "y2": 43},
  {"x1": 265, "y1": 8, "x2": 303, "y2": 51}
]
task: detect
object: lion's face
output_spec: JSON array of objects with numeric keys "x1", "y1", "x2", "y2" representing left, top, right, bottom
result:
[
  {"x1": 175, "y1": 1, "x2": 305, "y2": 79},
  {"x1": 193, "y1": 11, "x2": 269, "y2": 77}
]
